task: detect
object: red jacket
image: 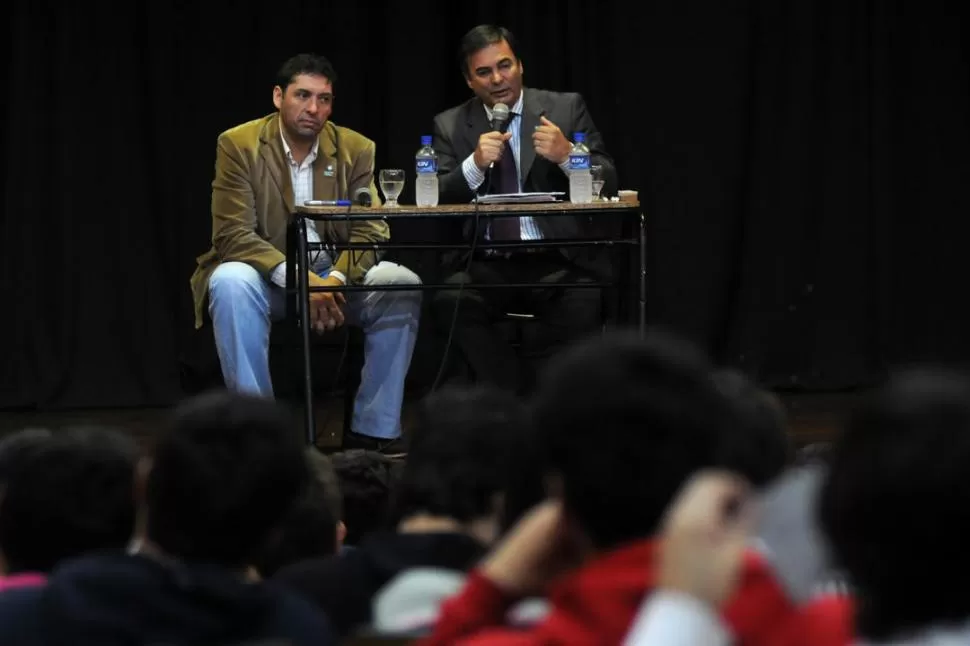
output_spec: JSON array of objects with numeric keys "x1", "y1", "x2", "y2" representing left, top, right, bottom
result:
[
  {"x1": 780, "y1": 596, "x2": 855, "y2": 646},
  {"x1": 420, "y1": 538, "x2": 802, "y2": 646}
]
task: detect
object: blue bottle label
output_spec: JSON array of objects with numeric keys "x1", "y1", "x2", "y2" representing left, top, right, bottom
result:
[
  {"x1": 416, "y1": 158, "x2": 437, "y2": 173},
  {"x1": 568, "y1": 154, "x2": 591, "y2": 171}
]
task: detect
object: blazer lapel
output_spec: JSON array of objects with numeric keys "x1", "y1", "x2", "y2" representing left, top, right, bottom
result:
[
  {"x1": 462, "y1": 101, "x2": 491, "y2": 238},
  {"x1": 312, "y1": 123, "x2": 339, "y2": 201},
  {"x1": 464, "y1": 99, "x2": 490, "y2": 153},
  {"x1": 258, "y1": 116, "x2": 294, "y2": 215},
  {"x1": 519, "y1": 88, "x2": 541, "y2": 185},
  {"x1": 311, "y1": 124, "x2": 342, "y2": 243}
]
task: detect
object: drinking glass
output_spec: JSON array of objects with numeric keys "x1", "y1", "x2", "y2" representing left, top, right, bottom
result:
[
  {"x1": 379, "y1": 169, "x2": 405, "y2": 207},
  {"x1": 590, "y1": 164, "x2": 605, "y2": 201}
]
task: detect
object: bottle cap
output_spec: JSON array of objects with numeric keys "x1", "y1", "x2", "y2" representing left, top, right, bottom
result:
[
  {"x1": 421, "y1": 135, "x2": 432, "y2": 146},
  {"x1": 574, "y1": 132, "x2": 585, "y2": 143}
]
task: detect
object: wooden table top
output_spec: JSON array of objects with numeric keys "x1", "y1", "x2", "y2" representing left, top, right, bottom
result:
[{"x1": 295, "y1": 199, "x2": 640, "y2": 218}]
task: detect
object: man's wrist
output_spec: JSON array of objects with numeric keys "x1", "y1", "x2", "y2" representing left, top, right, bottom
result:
[
  {"x1": 480, "y1": 560, "x2": 528, "y2": 600},
  {"x1": 462, "y1": 154, "x2": 487, "y2": 190},
  {"x1": 328, "y1": 270, "x2": 347, "y2": 285}
]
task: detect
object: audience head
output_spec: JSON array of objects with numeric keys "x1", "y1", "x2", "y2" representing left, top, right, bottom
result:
[
  {"x1": 458, "y1": 24, "x2": 523, "y2": 108},
  {"x1": 498, "y1": 421, "x2": 546, "y2": 535},
  {"x1": 712, "y1": 368, "x2": 792, "y2": 488},
  {"x1": 531, "y1": 328, "x2": 739, "y2": 552},
  {"x1": 144, "y1": 390, "x2": 308, "y2": 568},
  {"x1": 0, "y1": 428, "x2": 52, "y2": 483},
  {"x1": 305, "y1": 447, "x2": 344, "y2": 531},
  {"x1": 819, "y1": 368, "x2": 970, "y2": 640},
  {"x1": 390, "y1": 384, "x2": 527, "y2": 545},
  {"x1": 0, "y1": 426, "x2": 137, "y2": 574},
  {"x1": 794, "y1": 441, "x2": 832, "y2": 467},
  {"x1": 0, "y1": 427, "x2": 51, "y2": 574},
  {"x1": 252, "y1": 449, "x2": 341, "y2": 577},
  {"x1": 330, "y1": 449, "x2": 401, "y2": 545}
]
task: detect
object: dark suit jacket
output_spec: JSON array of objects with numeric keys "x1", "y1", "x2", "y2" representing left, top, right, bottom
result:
[{"x1": 431, "y1": 88, "x2": 619, "y2": 277}]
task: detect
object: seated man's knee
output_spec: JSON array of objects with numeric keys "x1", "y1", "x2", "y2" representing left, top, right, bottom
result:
[
  {"x1": 364, "y1": 261, "x2": 422, "y2": 288},
  {"x1": 207, "y1": 262, "x2": 271, "y2": 325},
  {"x1": 208, "y1": 261, "x2": 263, "y2": 297},
  {"x1": 364, "y1": 262, "x2": 423, "y2": 317}
]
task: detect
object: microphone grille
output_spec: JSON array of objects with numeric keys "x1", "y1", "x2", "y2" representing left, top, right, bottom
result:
[
  {"x1": 492, "y1": 102, "x2": 510, "y2": 120},
  {"x1": 354, "y1": 186, "x2": 373, "y2": 206}
]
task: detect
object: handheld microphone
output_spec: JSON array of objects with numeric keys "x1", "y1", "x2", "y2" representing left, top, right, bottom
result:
[
  {"x1": 353, "y1": 187, "x2": 373, "y2": 207},
  {"x1": 488, "y1": 102, "x2": 511, "y2": 171},
  {"x1": 490, "y1": 102, "x2": 511, "y2": 133}
]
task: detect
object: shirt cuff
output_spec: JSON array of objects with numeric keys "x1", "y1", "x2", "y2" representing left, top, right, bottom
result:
[
  {"x1": 269, "y1": 262, "x2": 287, "y2": 288},
  {"x1": 328, "y1": 270, "x2": 346, "y2": 285},
  {"x1": 558, "y1": 159, "x2": 572, "y2": 174},
  {"x1": 462, "y1": 154, "x2": 487, "y2": 191},
  {"x1": 623, "y1": 590, "x2": 731, "y2": 646},
  {"x1": 270, "y1": 263, "x2": 344, "y2": 288}
]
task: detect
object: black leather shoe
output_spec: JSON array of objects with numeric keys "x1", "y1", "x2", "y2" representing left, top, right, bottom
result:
[{"x1": 342, "y1": 431, "x2": 408, "y2": 457}]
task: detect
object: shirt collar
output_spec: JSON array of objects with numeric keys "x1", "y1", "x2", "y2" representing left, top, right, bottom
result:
[
  {"x1": 279, "y1": 119, "x2": 320, "y2": 165},
  {"x1": 483, "y1": 90, "x2": 524, "y2": 122}
]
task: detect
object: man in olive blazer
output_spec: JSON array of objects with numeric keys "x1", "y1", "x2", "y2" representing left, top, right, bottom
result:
[{"x1": 189, "y1": 54, "x2": 421, "y2": 450}]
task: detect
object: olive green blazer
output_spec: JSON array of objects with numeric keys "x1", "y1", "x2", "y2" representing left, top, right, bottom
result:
[{"x1": 190, "y1": 113, "x2": 386, "y2": 328}]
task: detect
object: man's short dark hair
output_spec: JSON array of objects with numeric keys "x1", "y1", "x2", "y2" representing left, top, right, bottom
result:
[
  {"x1": 0, "y1": 427, "x2": 137, "y2": 574},
  {"x1": 146, "y1": 391, "x2": 309, "y2": 567},
  {"x1": 390, "y1": 385, "x2": 527, "y2": 527},
  {"x1": 330, "y1": 449, "x2": 400, "y2": 545},
  {"x1": 712, "y1": 368, "x2": 792, "y2": 488},
  {"x1": 531, "y1": 328, "x2": 738, "y2": 551},
  {"x1": 305, "y1": 448, "x2": 342, "y2": 521},
  {"x1": 276, "y1": 53, "x2": 338, "y2": 91},
  {"x1": 819, "y1": 369, "x2": 970, "y2": 641},
  {"x1": 458, "y1": 24, "x2": 519, "y2": 78},
  {"x1": 499, "y1": 421, "x2": 545, "y2": 534},
  {"x1": 252, "y1": 450, "x2": 340, "y2": 578}
]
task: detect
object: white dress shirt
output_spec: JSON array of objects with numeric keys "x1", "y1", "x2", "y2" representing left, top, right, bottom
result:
[
  {"x1": 270, "y1": 123, "x2": 346, "y2": 287},
  {"x1": 459, "y1": 91, "x2": 571, "y2": 241}
]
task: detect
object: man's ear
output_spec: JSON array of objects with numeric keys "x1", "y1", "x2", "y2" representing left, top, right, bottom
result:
[
  {"x1": 273, "y1": 85, "x2": 284, "y2": 110},
  {"x1": 336, "y1": 521, "x2": 347, "y2": 550},
  {"x1": 244, "y1": 565, "x2": 262, "y2": 583}
]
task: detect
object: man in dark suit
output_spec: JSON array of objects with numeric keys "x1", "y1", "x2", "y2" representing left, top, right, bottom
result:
[{"x1": 431, "y1": 24, "x2": 618, "y2": 393}]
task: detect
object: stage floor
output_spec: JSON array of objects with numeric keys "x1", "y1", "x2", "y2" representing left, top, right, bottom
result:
[{"x1": 0, "y1": 391, "x2": 860, "y2": 452}]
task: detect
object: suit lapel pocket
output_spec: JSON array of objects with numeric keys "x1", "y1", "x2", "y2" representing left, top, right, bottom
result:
[
  {"x1": 312, "y1": 158, "x2": 342, "y2": 243},
  {"x1": 260, "y1": 144, "x2": 294, "y2": 215}
]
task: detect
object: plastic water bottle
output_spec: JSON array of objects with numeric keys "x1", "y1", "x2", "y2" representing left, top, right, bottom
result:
[
  {"x1": 415, "y1": 135, "x2": 439, "y2": 207},
  {"x1": 568, "y1": 132, "x2": 592, "y2": 204}
]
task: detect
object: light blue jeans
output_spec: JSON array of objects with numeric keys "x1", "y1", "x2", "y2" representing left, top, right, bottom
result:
[{"x1": 208, "y1": 258, "x2": 422, "y2": 439}]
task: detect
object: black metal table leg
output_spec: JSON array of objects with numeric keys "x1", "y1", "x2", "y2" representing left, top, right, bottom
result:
[{"x1": 294, "y1": 216, "x2": 316, "y2": 445}]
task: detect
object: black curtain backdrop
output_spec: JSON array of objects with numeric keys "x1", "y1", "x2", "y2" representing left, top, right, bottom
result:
[{"x1": 2, "y1": 0, "x2": 969, "y2": 409}]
